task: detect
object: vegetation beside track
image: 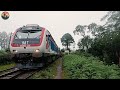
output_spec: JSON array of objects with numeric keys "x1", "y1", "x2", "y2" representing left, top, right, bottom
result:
[
  {"x1": 0, "y1": 50, "x2": 12, "y2": 65},
  {"x1": 30, "y1": 59, "x2": 61, "y2": 79},
  {"x1": 0, "y1": 50, "x2": 15, "y2": 71},
  {"x1": 63, "y1": 54, "x2": 120, "y2": 79},
  {"x1": 0, "y1": 63, "x2": 15, "y2": 71}
]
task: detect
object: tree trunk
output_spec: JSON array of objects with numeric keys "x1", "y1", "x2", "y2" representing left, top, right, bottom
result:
[
  {"x1": 116, "y1": 51, "x2": 120, "y2": 65},
  {"x1": 82, "y1": 46, "x2": 84, "y2": 50},
  {"x1": 67, "y1": 43, "x2": 69, "y2": 50},
  {"x1": 119, "y1": 57, "x2": 120, "y2": 66},
  {"x1": 118, "y1": 52, "x2": 120, "y2": 66},
  {"x1": 86, "y1": 45, "x2": 88, "y2": 51}
]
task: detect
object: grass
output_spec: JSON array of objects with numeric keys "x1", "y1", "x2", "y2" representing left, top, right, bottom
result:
[
  {"x1": 63, "y1": 54, "x2": 120, "y2": 79},
  {"x1": 30, "y1": 58, "x2": 61, "y2": 79},
  {"x1": 0, "y1": 63, "x2": 16, "y2": 71}
]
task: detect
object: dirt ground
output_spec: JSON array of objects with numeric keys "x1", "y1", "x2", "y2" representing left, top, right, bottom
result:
[{"x1": 54, "y1": 58, "x2": 63, "y2": 79}]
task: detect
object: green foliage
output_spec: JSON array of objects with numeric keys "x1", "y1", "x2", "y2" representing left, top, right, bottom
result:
[
  {"x1": 73, "y1": 11, "x2": 120, "y2": 65},
  {"x1": 73, "y1": 25, "x2": 87, "y2": 37},
  {"x1": 78, "y1": 35, "x2": 93, "y2": 51},
  {"x1": 0, "y1": 50, "x2": 11, "y2": 65},
  {"x1": 5, "y1": 48, "x2": 10, "y2": 52},
  {"x1": 101, "y1": 11, "x2": 120, "y2": 30},
  {"x1": 74, "y1": 50, "x2": 93, "y2": 57},
  {"x1": 0, "y1": 63, "x2": 15, "y2": 72},
  {"x1": 88, "y1": 26, "x2": 120, "y2": 64},
  {"x1": 61, "y1": 33, "x2": 74, "y2": 50},
  {"x1": 88, "y1": 23, "x2": 98, "y2": 36},
  {"x1": 61, "y1": 48, "x2": 65, "y2": 52},
  {"x1": 30, "y1": 59, "x2": 60, "y2": 79},
  {"x1": 63, "y1": 54, "x2": 120, "y2": 79},
  {"x1": 31, "y1": 67, "x2": 56, "y2": 79}
]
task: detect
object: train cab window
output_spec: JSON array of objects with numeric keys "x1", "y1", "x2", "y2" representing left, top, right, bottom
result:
[
  {"x1": 13, "y1": 29, "x2": 42, "y2": 44},
  {"x1": 14, "y1": 31, "x2": 28, "y2": 39},
  {"x1": 28, "y1": 30, "x2": 42, "y2": 39},
  {"x1": 14, "y1": 30, "x2": 42, "y2": 39}
]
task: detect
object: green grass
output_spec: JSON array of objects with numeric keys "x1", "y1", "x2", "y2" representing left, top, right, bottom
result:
[
  {"x1": 30, "y1": 59, "x2": 61, "y2": 79},
  {"x1": 0, "y1": 63, "x2": 16, "y2": 71},
  {"x1": 63, "y1": 54, "x2": 120, "y2": 79}
]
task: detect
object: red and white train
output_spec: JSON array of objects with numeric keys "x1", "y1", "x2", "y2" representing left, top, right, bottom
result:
[{"x1": 10, "y1": 24, "x2": 60, "y2": 69}]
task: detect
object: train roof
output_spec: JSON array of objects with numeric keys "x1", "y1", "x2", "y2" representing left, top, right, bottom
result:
[{"x1": 19, "y1": 24, "x2": 43, "y2": 31}]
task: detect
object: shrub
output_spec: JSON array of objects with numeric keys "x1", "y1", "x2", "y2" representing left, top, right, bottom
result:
[
  {"x1": 63, "y1": 54, "x2": 120, "y2": 79},
  {"x1": 0, "y1": 50, "x2": 11, "y2": 65}
]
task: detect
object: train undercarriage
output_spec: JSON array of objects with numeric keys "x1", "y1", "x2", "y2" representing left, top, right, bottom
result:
[{"x1": 11, "y1": 53, "x2": 60, "y2": 69}]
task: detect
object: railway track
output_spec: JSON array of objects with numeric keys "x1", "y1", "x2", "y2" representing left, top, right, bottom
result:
[
  {"x1": 0, "y1": 57, "x2": 62, "y2": 79},
  {"x1": 15, "y1": 70, "x2": 38, "y2": 79},
  {"x1": 0, "y1": 67, "x2": 38, "y2": 79}
]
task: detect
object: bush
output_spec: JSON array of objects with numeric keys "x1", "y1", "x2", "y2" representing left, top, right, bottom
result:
[
  {"x1": 74, "y1": 50, "x2": 93, "y2": 58},
  {"x1": 63, "y1": 54, "x2": 120, "y2": 79},
  {"x1": 0, "y1": 50, "x2": 11, "y2": 65},
  {"x1": 5, "y1": 48, "x2": 10, "y2": 52}
]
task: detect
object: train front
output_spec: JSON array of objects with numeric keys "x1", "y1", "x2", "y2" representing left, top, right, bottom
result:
[{"x1": 10, "y1": 24, "x2": 45, "y2": 69}]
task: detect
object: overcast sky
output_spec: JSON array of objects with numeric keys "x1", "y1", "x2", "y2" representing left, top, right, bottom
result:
[{"x1": 0, "y1": 11, "x2": 107, "y2": 49}]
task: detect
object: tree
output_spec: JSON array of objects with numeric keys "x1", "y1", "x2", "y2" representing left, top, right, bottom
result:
[
  {"x1": 73, "y1": 11, "x2": 120, "y2": 65},
  {"x1": 101, "y1": 11, "x2": 120, "y2": 30},
  {"x1": 100, "y1": 11, "x2": 120, "y2": 65},
  {"x1": 77, "y1": 41, "x2": 83, "y2": 49},
  {"x1": 0, "y1": 32, "x2": 2, "y2": 47},
  {"x1": 0, "y1": 31, "x2": 8, "y2": 49},
  {"x1": 73, "y1": 25, "x2": 87, "y2": 37},
  {"x1": 0, "y1": 31, "x2": 12, "y2": 50},
  {"x1": 61, "y1": 33, "x2": 74, "y2": 50},
  {"x1": 88, "y1": 23, "x2": 98, "y2": 36},
  {"x1": 7, "y1": 32, "x2": 13, "y2": 49},
  {"x1": 78, "y1": 35, "x2": 93, "y2": 51}
]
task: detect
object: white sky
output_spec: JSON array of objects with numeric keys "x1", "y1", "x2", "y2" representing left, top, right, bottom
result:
[{"x1": 0, "y1": 11, "x2": 107, "y2": 49}]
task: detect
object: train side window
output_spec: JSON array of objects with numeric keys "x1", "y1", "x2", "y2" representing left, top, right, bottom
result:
[
  {"x1": 48, "y1": 35, "x2": 51, "y2": 37},
  {"x1": 46, "y1": 35, "x2": 51, "y2": 37}
]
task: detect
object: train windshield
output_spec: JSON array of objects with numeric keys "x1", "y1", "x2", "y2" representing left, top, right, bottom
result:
[{"x1": 13, "y1": 30, "x2": 42, "y2": 45}]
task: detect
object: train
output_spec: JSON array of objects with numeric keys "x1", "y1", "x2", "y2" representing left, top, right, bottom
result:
[{"x1": 10, "y1": 24, "x2": 61, "y2": 69}]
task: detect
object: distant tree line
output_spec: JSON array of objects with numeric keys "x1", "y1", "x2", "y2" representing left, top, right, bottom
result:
[{"x1": 0, "y1": 31, "x2": 12, "y2": 50}]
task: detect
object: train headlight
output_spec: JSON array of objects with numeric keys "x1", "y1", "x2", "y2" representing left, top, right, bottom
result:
[
  {"x1": 13, "y1": 50, "x2": 18, "y2": 53},
  {"x1": 35, "y1": 49, "x2": 40, "y2": 53}
]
